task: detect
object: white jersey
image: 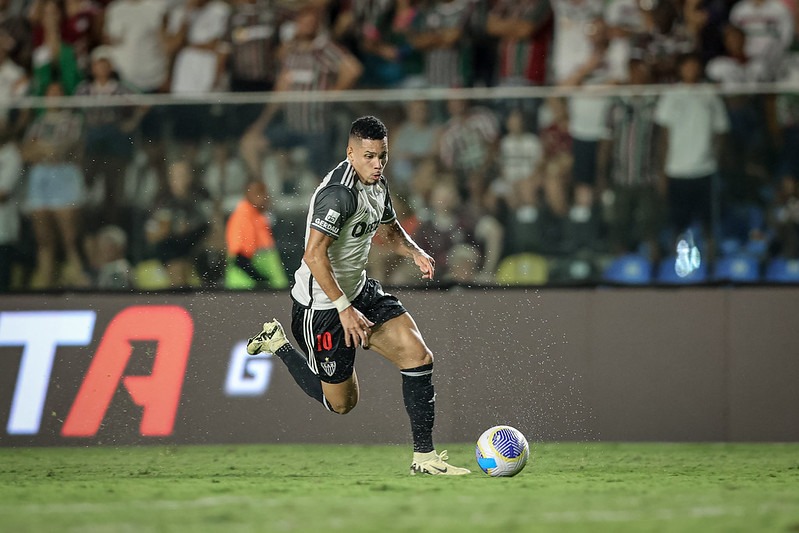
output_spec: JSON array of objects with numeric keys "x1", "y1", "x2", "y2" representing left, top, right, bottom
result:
[{"x1": 291, "y1": 160, "x2": 396, "y2": 309}]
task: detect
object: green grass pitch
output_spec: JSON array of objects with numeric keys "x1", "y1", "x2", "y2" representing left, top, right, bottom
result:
[{"x1": 1, "y1": 443, "x2": 798, "y2": 532}]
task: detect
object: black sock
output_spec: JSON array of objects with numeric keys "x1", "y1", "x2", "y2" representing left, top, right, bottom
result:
[
  {"x1": 401, "y1": 363, "x2": 435, "y2": 453},
  {"x1": 274, "y1": 344, "x2": 333, "y2": 410}
]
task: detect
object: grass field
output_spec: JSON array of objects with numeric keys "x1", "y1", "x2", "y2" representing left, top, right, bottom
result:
[{"x1": 1, "y1": 442, "x2": 798, "y2": 532}]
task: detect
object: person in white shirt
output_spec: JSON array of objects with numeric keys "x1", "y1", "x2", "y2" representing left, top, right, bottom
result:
[
  {"x1": 104, "y1": 0, "x2": 169, "y2": 150},
  {"x1": 165, "y1": 0, "x2": 231, "y2": 146},
  {"x1": 104, "y1": 0, "x2": 169, "y2": 92},
  {"x1": 655, "y1": 53, "x2": 729, "y2": 243},
  {"x1": 550, "y1": 0, "x2": 605, "y2": 83},
  {"x1": 729, "y1": 0, "x2": 793, "y2": 66}
]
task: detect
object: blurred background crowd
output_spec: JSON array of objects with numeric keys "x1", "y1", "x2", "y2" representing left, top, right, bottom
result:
[{"x1": 0, "y1": 0, "x2": 798, "y2": 291}]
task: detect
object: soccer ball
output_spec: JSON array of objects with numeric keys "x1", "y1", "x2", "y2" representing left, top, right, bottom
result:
[{"x1": 475, "y1": 425, "x2": 530, "y2": 477}]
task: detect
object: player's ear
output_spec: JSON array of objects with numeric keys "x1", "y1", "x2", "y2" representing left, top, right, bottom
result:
[{"x1": 346, "y1": 143, "x2": 353, "y2": 160}]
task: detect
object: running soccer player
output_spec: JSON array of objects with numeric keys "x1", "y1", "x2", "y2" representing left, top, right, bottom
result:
[{"x1": 246, "y1": 115, "x2": 470, "y2": 476}]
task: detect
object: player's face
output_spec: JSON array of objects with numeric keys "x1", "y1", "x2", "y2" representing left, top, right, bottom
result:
[{"x1": 347, "y1": 137, "x2": 388, "y2": 186}]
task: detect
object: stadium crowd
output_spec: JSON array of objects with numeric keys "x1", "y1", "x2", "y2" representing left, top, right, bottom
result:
[{"x1": 0, "y1": 0, "x2": 798, "y2": 291}]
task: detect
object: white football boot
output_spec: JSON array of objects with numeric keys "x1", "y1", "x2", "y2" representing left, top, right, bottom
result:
[
  {"x1": 246, "y1": 319, "x2": 289, "y2": 355},
  {"x1": 410, "y1": 450, "x2": 471, "y2": 476}
]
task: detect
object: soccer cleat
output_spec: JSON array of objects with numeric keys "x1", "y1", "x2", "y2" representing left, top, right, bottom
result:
[
  {"x1": 410, "y1": 450, "x2": 471, "y2": 476},
  {"x1": 246, "y1": 319, "x2": 289, "y2": 355}
]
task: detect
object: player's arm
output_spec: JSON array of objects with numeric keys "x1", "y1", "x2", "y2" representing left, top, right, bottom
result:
[
  {"x1": 303, "y1": 229, "x2": 374, "y2": 348},
  {"x1": 378, "y1": 219, "x2": 435, "y2": 280}
]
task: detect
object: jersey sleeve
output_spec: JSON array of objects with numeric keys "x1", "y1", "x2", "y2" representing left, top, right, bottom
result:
[
  {"x1": 309, "y1": 185, "x2": 357, "y2": 239},
  {"x1": 380, "y1": 180, "x2": 397, "y2": 224}
]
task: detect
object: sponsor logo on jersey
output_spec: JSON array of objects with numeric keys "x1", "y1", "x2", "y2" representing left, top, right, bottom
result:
[
  {"x1": 325, "y1": 209, "x2": 340, "y2": 224},
  {"x1": 352, "y1": 220, "x2": 380, "y2": 238},
  {"x1": 313, "y1": 218, "x2": 339, "y2": 235}
]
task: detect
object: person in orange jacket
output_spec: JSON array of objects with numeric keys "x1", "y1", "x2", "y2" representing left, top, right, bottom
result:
[{"x1": 225, "y1": 180, "x2": 289, "y2": 289}]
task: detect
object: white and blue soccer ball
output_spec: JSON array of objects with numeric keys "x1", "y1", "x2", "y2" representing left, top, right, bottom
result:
[{"x1": 475, "y1": 425, "x2": 530, "y2": 477}]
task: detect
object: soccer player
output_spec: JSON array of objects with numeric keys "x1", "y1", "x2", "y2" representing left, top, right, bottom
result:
[{"x1": 246, "y1": 116, "x2": 470, "y2": 476}]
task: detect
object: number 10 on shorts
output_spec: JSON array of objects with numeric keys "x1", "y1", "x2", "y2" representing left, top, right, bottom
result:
[{"x1": 316, "y1": 331, "x2": 332, "y2": 351}]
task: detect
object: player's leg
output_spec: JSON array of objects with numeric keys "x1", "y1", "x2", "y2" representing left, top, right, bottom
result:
[
  {"x1": 368, "y1": 312, "x2": 470, "y2": 475},
  {"x1": 247, "y1": 318, "x2": 330, "y2": 408},
  {"x1": 320, "y1": 371, "x2": 359, "y2": 415},
  {"x1": 291, "y1": 304, "x2": 360, "y2": 413},
  {"x1": 247, "y1": 304, "x2": 358, "y2": 414}
]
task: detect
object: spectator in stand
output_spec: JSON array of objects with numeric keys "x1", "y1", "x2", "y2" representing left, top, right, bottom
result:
[
  {"x1": 62, "y1": 0, "x2": 100, "y2": 71},
  {"x1": 145, "y1": 159, "x2": 211, "y2": 288},
  {"x1": 444, "y1": 243, "x2": 482, "y2": 285},
  {"x1": 225, "y1": 180, "x2": 288, "y2": 289},
  {"x1": 598, "y1": 58, "x2": 663, "y2": 259},
  {"x1": 74, "y1": 45, "x2": 143, "y2": 226},
  {"x1": 562, "y1": 19, "x2": 612, "y2": 195},
  {"x1": 539, "y1": 97, "x2": 573, "y2": 165},
  {"x1": 730, "y1": 0, "x2": 793, "y2": 69},
  {"x1": 0, "y1": 125, "x2": 22, "y2": 292},
  {"x1": 103, "y1": 0, "x2": 169, "y2": 179},
  {"x1": 550, "y1": 0, "x2": 605, "y2": 83},
  {"x1": 655, "y1": 53, "x2": 729, "y2": 249},
  {"x1": 331, "y1": 0, "x2": 393, "y2": 53},
  {"x1": 497, "y1": 174, "x2": 562, "y2": 258},
  {"x1": 30, "y1": 0, "x2": 82, "y2": 96},
  {"x1": 414, "y1": 179, "x2": 468, "y2": 279},
  {"x1": 85, "y1": 224, "x2": 133, "y2": 289},
  {"x1": 166, "y1": 0, "x2": 231, "y2": 94},
  {"x1": 707, "y1": 24, "x2": 773, "y2": 204},
  {"x1": 409, "y1": 0, "x2": 475, "y2": 88},
  {"x1": 706, "y1": 24, "x2": 770, "y2": 86},
  {"x1": 391, "y1": 99, "x2": 440, "y2": 192},
  {"x1": 0, "y1": 28, "x2": 28, "y2": 133},
  {"x1": 29, "y1": 0, "x2": 99, "y2": 73},
  {"x1": 631, "y1": 0, "x2": 696, "y2": 82},
  {"x1": 561, "y1": 179, "x2": 605, "y2": 256},
  {"x1": 201, "y1": 141, "x2": 249, "y2": 217},
  {"x1": 240, "y1": 6, "x2": 362, "y2": 178},
  {"x1": 690, "y1": 0, "x2": 733, "y2": 63},
  {"x1": 103, "y1": 0, "x2": 169, "y2": 93},
  {"x1": 486, "y1": 0, "x2": 552, "y2": 87},
  {"x1": 537, "y1": 96, "x2": 573, "y2": 217},
  {"x1": 489, "y1": 108, "x2": 544, "y2": 211},
  {"x1": 21, "y1": 81, "x2": 87, "y2": 289},
  {"x1": 261, "y1": 145, "x2": 318, "y2": 220},
  {"x1": 438, "y1": 97, "x2": 500, "y2": 198},
  {"x1": 603, "y1": 0, "x2": 647, "y2": 82},
  {"x1": 226, "y1": 0, "x2": 285, "y2": 136},
  {"x1": 359, "y1": 0, "x2": 426, "y2": 88},
  {"x1": 0, "y1": 0, "x2": 33, "y2": 71},
  {"x1": 165, "y1": 0, "x2": 231, "y2": 150},
  {"x1": 227, "y1": 0, "x2": 283, "y2": 93}
]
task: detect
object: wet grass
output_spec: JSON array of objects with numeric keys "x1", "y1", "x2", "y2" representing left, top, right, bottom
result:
[{"x1": 1, "y1": 442, "x2": 798, "y2": 532}]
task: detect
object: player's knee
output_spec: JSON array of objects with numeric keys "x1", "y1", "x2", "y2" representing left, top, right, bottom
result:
[
  {"x1": 329, "y1": 399, "x2": 357, "y2": 415},
  {"x1": 406, "y1": 349, "x2": 433, "y2": 368}
]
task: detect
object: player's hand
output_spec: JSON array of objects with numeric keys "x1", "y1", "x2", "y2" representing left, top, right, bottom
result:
[
  {"x1": 339, "y1": 306, "x2": 375, "y2": 348},
  {"x1": 413, "y1": 251, "x2": 435, "y2": 280}
]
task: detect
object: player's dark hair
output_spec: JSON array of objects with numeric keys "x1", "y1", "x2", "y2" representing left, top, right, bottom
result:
[{"x1": 350, "y1": 116, "x2": 387, "y2": 141}]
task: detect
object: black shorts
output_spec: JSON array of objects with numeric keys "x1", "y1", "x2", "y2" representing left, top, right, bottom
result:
[
  {"x1": 291, "y1": 278, "x2": 407, "y2": 384},
  {"x1": 572, "y1": 138, "x2": 599, "y2": 184}
]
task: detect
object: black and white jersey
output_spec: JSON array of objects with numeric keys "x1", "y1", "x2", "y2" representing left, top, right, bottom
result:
[{"x1": 291, "y1": 160, "x2": 397, "y2": 309}]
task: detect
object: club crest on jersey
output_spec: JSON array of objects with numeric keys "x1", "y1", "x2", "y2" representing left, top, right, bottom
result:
[
  {"x1": 321, "y1": 360, "x2": 336, "y2": 377},
  {"x1": 325, "y1": 209, "x2": 340, "y2": 224}
]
